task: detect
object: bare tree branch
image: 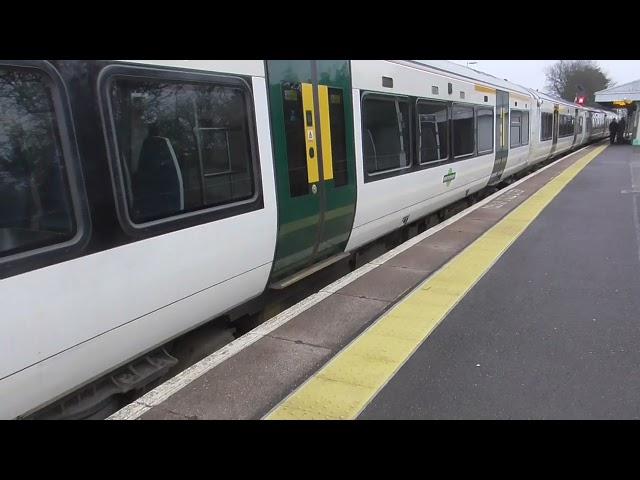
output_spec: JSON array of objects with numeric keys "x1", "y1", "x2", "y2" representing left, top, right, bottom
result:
[{"x1": 544, "y1": 60, "x2": 612, "y2": 106}]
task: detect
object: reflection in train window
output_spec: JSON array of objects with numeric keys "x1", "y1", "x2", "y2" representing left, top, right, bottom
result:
[
  {"x1": 0, "y1": 66, "x2": 76, "y2": 258},
  {"x1": 417, "y1": 100, "x2": 449, "y2": 164},
  {"x1": 541, "y1": 112, "x2": 553, "y2": 141},
  {"x1": 452, "y1": 104, "x2": 474, "y2": 158},
  {"x1": 281, "y1": 82, "x2": 309, "y2": 197},
  {"x1": 327, "y1": 88, "x2": 348, "y2": 187},
  {"x1": 109, "y1": 77, "x2": 255, "y2": 223},
  {"x1": 362, "y1": 95, "x2": 411, "y2": 174},
  {"x1": 521, "y1": 111, "x2": 529, "y2": 144},
  {"x1": 510, "y1": 110, "x2": 529, "y2": 147},
  {"x1": 559, "y1": 114, "x2": 575, "y2": 138},
  {"x1": 510, "y1": 111, "x2": 522, "y2": 147},
  {"x1": 476, "y1": 107, "x2": 494, "y2": 154}
]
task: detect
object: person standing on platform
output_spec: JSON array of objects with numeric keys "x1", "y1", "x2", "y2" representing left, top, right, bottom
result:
[
  {"x1": 609, "y1": 118, "x2": 618, "y2": 144},
  {"x1": 617, "y1": 117, "x2": 626, "y2": 144}
]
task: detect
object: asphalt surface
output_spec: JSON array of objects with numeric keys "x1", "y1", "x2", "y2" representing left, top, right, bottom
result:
[{"x1": 360, "y1": 145, "x2": 640, "y2": 419}]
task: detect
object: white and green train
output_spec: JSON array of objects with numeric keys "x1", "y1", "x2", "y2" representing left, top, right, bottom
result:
[{"x1": 0, "y1": 60, "x2": 615, "y2": 419}]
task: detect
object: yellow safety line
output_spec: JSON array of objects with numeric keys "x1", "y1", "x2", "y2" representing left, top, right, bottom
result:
[
  {"x1": 265, "y1": 144, "x2": 608, "y2": 420},
  {"x1": 318, "y1": 85, "x2": 334, "y2": 181}
]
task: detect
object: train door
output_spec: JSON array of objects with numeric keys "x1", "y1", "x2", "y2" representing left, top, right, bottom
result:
[
  {"x1": 571, "y1": 109, "x2": 579, "y2": 147},
  {"x1": 548, "y1": 104, "x2": 560, "y2": 157},
  {"x1": 578, "y1": 114, "x2": 584, "y2": 145},
  {"x1": 489, "y1": 89, "x2": 509, "y2": 185},
  {"x1": 266, "y1": 60, "x2": 357, "y2": 287},
  {"x1": 552, "y1": 106, "x2": 559, "y2": 144}
]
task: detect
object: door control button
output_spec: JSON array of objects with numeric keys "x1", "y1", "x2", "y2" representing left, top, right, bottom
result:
[{"x1": 309, "y1": 147, "x2": 315, "y2": 158}]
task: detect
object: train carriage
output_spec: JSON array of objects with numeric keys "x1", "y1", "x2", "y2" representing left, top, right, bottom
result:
[{"x1": 0, "y1": 60, "x2": 616, "y2": 419}]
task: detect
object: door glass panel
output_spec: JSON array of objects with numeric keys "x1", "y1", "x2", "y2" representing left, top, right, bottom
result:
[
  {"x1": 281, "y1": 82, "x2": 309, "y2": 197},
  {"x1": 327, "y1": 88, "x2": 348, "y2": 187}
]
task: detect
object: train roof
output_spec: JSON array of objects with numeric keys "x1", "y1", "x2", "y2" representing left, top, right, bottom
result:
[
  {"x1": 406, "y1": 60, "x2": 533, "y2": 97},
  {"x1": 404, "y1": 60, "x2": 618, "y2": 117},
  {"x1": 531, "y1": 90, "x2": 616, "y2": 115},
  {"x1": 529, "y1": 89, "x2": 576, "y2": 107}
]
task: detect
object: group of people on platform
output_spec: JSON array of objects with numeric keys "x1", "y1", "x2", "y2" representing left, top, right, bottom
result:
[{"x1": 609, "y1": 117, "x2": 627, "y2": 144}]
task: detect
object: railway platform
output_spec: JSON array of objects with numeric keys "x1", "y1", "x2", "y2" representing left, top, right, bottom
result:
[{"x1": 109, "y1": 141, "x2": 640, "y2": 420}]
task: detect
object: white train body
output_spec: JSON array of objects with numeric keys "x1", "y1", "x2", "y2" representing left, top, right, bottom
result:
[{"x1": 0, "y1": 60, "x2": 615, "y2": 418}]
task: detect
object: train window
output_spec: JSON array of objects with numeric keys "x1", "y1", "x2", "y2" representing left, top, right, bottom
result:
[
  {"x1": 559, "y1": 114, "x2": 574, "y2": 138},
  {"x1": 476, "y1": 107, "x2": 493, "y2": 154},
  {"x1": 417, "y1": 100, "x2": 449, "y2": 164},
  {"x1": 451, "y1": 104, "x2": 474, "y2": 158},
  {"x1": 327, "y1": 88, "x2": 348, "y2": 187},
  {"x1": 281, "y1": 83, "x2": 309, "y2": 197},
  {"x1": 578, "y1": 117, "x2": 583, "y2": 134},
  {"x1": 521, "y1": 111, "x2": 529, "y2": 145},
  {"x1": 108, "y1": 76, "x2": 255, "y2": 223},
  {"x1": 540, "y1": 112, "x2": 553, "y2": 141},
  {"x1": 0, "y1": 66, "x2": 76, "y2": 258},
  {"x1": 510, "y1": 111, "x2": 522, "y2": 147},
  {"x1": 362, "y1": 94, "x2": 411, "y2": 174}
]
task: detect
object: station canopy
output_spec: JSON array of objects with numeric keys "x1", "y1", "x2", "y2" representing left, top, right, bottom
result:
[{"x1": 595, "y1": 79, "x2": 640, "y2": 108}]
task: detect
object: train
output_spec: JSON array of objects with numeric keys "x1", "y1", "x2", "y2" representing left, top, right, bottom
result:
[{"x1": 0, "y1": 60, "x2": 616, "y2": 419}]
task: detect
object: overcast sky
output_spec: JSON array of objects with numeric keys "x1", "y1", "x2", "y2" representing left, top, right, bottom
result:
[{"x1": 450, "y1": 60, "x2": 640, "y2": 93}]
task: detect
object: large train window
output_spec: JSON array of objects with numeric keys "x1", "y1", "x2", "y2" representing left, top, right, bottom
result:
[
  {"x1": 559, "y1": 114, "x2": 574, "y2": 138},
  {"x1": 362, "y1": 94, "x2": 411, "y2": 175},
  {"x1": 451, "y1": 104, "x2": 474, "y2": 158},
  {"x1": 106, "y1": 73, "x2": 256, "y2": 225},
  {"x1": 0, "y1": 66, "x2": 77, "y2": 258},
  {"x1": 417, "y1": 100, "x2": 449, "y2": 164},
  {"x1": 540, "y1": 112, "x2": 553, "y2": 141},
  {"x1": 476, "y1": 107, "x2": 494, "y2": 154}
]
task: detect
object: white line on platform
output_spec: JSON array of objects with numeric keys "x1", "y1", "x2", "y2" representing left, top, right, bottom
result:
[{"x1": 107, "y1": 145, "x2": 593, "y2": 420}]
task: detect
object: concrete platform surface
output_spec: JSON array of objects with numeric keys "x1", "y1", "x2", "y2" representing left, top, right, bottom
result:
[{"x1": 361, "y1": 145, "x2": 640, "y2": 419}]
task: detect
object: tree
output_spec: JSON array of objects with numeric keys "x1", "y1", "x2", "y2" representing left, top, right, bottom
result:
[{"x1": 544, "y1": 60, "x2": 612, "y2": 106}]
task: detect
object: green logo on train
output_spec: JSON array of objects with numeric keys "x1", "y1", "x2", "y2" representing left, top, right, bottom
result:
[{"x1": 443, "y1": 168, "x2": 456, "y2": 186}]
